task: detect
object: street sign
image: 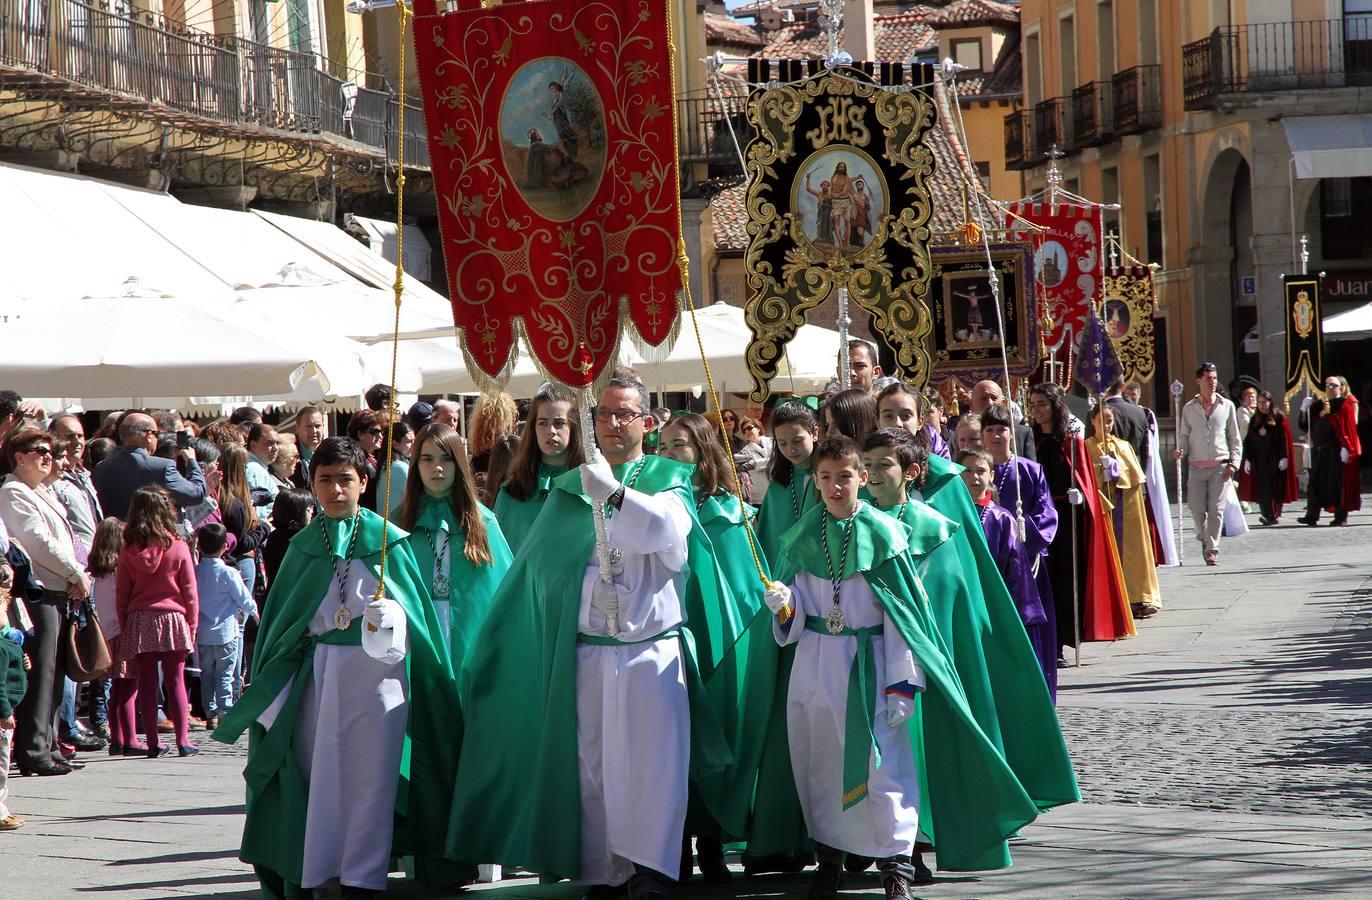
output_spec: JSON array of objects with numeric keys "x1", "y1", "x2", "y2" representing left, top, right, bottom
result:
[{"x1": 1241, "y1": 276, "x2": 1256, "y2": 296}]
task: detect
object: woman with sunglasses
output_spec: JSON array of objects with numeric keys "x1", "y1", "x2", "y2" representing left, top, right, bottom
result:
[
  {"x1": 347, "y1": 409, "x2": 385, "y2": 512},
  {"x1": 1324, "y1": 375, "x2": 1361, "y2": 524},
  {"x1": 0, "y1": 428, "x2": 90, "y2": 776}
]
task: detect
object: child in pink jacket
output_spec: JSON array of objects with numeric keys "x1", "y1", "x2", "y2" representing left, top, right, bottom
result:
[{"x1": 116, "y1": 486, "x2": 199, "y2": 758}]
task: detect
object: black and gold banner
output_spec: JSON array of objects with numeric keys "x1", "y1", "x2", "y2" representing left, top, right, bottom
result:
[
  {"x1": 742, "y1": 63, "x2": 938, "y2": 399},
  {"x1": 1282, "y1": 275, "x2": 1323, "y2": 408},
  {"x1": 1100, "y1": 264, "x2": 1156, "y2": 384}
]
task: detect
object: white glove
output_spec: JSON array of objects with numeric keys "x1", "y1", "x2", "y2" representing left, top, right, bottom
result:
[
  {"x1": 1300, "y1": 396, "x2": 1313, "y2": 412},
  {"x1": 590, "y1": 580, "x2": 621, "y2": 630},
  {"x1": 764, "y1": 582, "x2": 792, "y2": 615},
  {"x1": 363, "y1": 597, "x2": 403, "y2": 630},
  {"x1": 1341, "y1": 448, "x2": 1350, "y2": 464},
  {"x1": 1278, "y1": 458, "x2": 1288, "y2": 471},
  {"x1": 886, "y1": 693, "x2": 914, "y2": 727},
  {"x1": 1243, "y1": 460, "x2": 1251, "y2": 474},
  {"x1": 1067, "y1": 487, "x2": 1084, "y2": 506},
  {"x1": 580, "y1": 455, "x2": 620, "y2": 505},
  {"x1": 1099, "y1": 455, "x2": 1121, "y2": 481}
]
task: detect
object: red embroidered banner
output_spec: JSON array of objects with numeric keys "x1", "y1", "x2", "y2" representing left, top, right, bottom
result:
[
  {"x1": 1005, "y1": 203, "x2": 1103, "y2": 351},
  {"x1": 412, "y1": 0, "x2": 687, "y2": 389}
]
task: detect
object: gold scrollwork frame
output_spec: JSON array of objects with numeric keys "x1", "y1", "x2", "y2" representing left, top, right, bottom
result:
[
  {"x1": 743, "y1": 70, "x2": 937, "y2": 400},
  {"x1": 1100, "y1": 269, "x2": 1156, "y2": 383}
]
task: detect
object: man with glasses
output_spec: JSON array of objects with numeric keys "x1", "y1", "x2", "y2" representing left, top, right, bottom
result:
[
  {"x1": 1175, "y1": 363, "x2": 1242, "y2": 566},
  {"x1": 91, "y1": 412, "x2": 206, "y2": 520},
  {"x1": 245, "y1": 423, "x2": 282, "y2": 518},
  {"x1": 451, "y1": 375, "x2": 755, "y2": 900}
]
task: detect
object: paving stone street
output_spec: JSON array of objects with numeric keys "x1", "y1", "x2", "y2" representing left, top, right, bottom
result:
[{"x1": 6, "y1": 499, "x2": 1372, "y2": 898}]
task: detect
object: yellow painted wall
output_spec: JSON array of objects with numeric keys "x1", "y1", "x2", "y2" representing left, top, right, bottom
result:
[{"x1": 961, "y1": 100, "x2": 1022, "y2": 200}]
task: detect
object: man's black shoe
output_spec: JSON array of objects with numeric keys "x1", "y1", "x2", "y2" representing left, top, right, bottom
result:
[
  {"x1": 808, "y1": 862, "x2": 843, "y2": 899},
  {"x1": 882, "y1": 875, "x2": 911, "y2": 899},
  {"x1": 911, "y1": 854, "x2": 934, "y2": 885},
  {"x1": 584, "y1": 884, "x2": 626, "y2": 900}
]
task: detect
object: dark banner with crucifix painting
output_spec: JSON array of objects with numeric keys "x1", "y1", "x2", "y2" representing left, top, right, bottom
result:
[
  {"x1": 742, "y1": 63, "x2": 939, "y2": 399},
  {"x1": 924, "y1": 243, "x2": 1039, "y2": 386}
]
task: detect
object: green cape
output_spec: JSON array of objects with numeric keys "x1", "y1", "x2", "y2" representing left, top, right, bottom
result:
[
  {"x1": 918, "y1": 454, "x2": 1079, "y2": 811},
  {"x1": 213, "y1": 508, "x2": 461, "y2": 894},
  {"x1": 689, "y1": 491, "x2": 776, "y2": 839},
  {"x1": 492, "y1": 462, "x2": 567, "y2": 556},
  {"x1": 408, "y1": 494, "x2": 512, "y2": 693},
  {"x1": 771, "y1": 502, "x2": 1040, "y2": 871},
  {"x1": 756, "y1": 468, "x2": 818, "y2": 564},
  {"x1": 445, "y1": 455, "x2": 752, "y2": 878}
]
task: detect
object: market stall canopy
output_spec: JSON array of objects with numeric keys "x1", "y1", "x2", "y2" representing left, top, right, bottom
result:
[
  {"x1": 344, "y1": 213, "x2": 434, "y2": 282},
  {"x1": 1323, "y1": 302, "x2": 1372, "y2": 340},
  {"x1": 1284, "y1": 115, "x2": 1372, "y2": 179},
  {"x1": 377, "y1": 302, "x2": 842, "y2": 396},
  {"x1": 0, "y1": 295, "x2": 326, "y2": 401}
]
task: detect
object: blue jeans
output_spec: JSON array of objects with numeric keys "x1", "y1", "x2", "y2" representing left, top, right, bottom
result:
[
  {"x1": 198, "y1": 643, "x2": 238, "y2": 719},
  {"x1": 89, "y1": 678, "x2": 110, "y2": 727},
  {"x1": 59, "y1": 677, "x2": 77, "y2": 734},
  {"x1": 234, "y1": 559, "x2": 255, "y2": 700}
]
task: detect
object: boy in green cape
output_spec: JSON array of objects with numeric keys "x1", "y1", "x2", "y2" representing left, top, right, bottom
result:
[
  {"x1": 447, "y1": 376, "x2": 751, "y2": 900},
  {"x1": 213, "y1": 437, "x2": 460, "y2": 898},
  {"x1": 876, "y1": 382, "x2": 1079, "y2": 813},
  {"x1": 763, "y1": 436, "x2": 1039, "y2": 899}
]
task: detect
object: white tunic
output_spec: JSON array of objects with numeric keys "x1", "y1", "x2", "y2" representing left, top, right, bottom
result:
[
  {"x1": 775, "y1": 571, "x2": 926, "y2": 858},
  {"x1": 576, "y1": 487, "x2": 694, "y2": 886},
  {"x1": 293, "y1": 565, "x2": 409, "y2": 891}
]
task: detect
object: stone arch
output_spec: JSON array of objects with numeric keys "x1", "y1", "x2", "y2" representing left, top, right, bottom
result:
[{"x1": 1193, "y1": 143, "x2": 1254, "y2": 377}]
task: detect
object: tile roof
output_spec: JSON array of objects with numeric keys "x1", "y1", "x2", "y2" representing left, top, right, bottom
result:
[
  {"x1": 709, "y1": 183, "x2": 749, "y2": 251},
  {"x1": 924, "y1": 0, "x2": 1021, "y2": 28},
  {"x1": 759, "y1": 11, "x2": 939, "y2": 62},
  {"x1": 977, "y1": 32, "x2": 1021, "y2": 96},
  {"x1": 704, "y1": 12, "x2": 766, "y2": 49}
]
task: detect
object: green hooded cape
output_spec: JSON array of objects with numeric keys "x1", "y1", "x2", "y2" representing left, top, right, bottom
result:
[
  {"x1": 408, "y1": 494, "x2": 512, "y2": 693},
  {"x1": 916, "y1": 453, "x2": 1079, "y2": 811},
  {"x1": 756, "y1": 468, "x2": 817, "y2": 564},
  {"x1": 770, "y1": 502, "x2": 1041, "y2": 871},
  {"x1": 445, "y1": 455, "x2": 754, "y2": 878},
  {"x1": 492, "y1": 462, "x2": 567, "y2": 555},
  {"x1": 688, "y1": 491, "x2": 777, "y2": 839},
  {"x1": 212, "y1": 508, "x2": 461, "y2": 895}
]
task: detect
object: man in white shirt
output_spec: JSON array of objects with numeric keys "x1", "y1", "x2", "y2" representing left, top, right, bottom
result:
[
  {"x1": 245, "y1": 424, "x2": 281, "y2": 518},
  {"x1": 1175, "y1": 362, "x2": 1242, "y2": 566}
]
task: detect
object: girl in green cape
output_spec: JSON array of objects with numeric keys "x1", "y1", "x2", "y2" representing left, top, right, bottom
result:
[
  {"x1": 492, "y1": 385, "x2": 584, "y2": 555},
  {"x1": 394, "y1": 423, "x2": 512, "y2": 693},
  {"x1": 756, "y1": 401, "x2": 822, "y2": 563}
]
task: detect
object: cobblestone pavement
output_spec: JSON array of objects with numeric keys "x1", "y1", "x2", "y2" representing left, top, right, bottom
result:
[{"x1": 5, "y1": 498, "x2": 1372, "y2": 898}]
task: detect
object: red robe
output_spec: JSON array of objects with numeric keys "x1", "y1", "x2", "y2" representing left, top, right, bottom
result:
[
  {"x1": 1328, "y1": 394, "x2": 1362, "y2": 512},
  {"x1": 1066, "y1": 435, "x2": 1135, "y2": 641},
  {"x1": 1237, "y1": 416, "x2": 1300, "y2": 511}
]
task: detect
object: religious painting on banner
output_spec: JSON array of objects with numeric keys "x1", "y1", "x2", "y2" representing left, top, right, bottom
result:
[
  {"x1": 1005, "y1": 202, "x2": 1103, "y2": 353},
  {"x1": 412, "y1": 0, "x2": 687, "y2": 390},
  {"x1": 742, "y1": 61, "x2": 939, "y2": 400},
  {"x1": 1282, "y1": 275, "x2": 1324, "y2": 410},
  {"x1": 924, "y1": 243, "x2": 1039, "y2": 387},
  {"x1": 1099, "y1": 264, "x2": 1156, "y2": 384}
]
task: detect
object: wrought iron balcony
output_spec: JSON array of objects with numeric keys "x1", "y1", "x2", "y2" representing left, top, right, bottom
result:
[
  {"x1": 1033, "y1": 97, "x2": 1067, "y2": 155},
  {"x1": 1004, "y1": 108, "x2": 1032, "y2": 171},
  {"x1": 0, "y1": 0, "x2": 426, "y2": 167},
  {"x1": 1071, "y1": 81, "x2": 1115, "y2": 147},
  {"x1": 1112, "y1": 64, "x2": 1161, "y2": 134},
  {"x1": 677, "y1": 93, "x2": 749, "y2": 174},
  {"x1": 1183, "y1": 18, "x2": 1372, "y2": 110}
]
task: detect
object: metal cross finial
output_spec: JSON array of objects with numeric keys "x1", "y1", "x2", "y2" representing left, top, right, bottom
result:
[
  {"x1": 1299, "y1": 234, "x2": 1309, "y2": 275},
  {"x1": 1107, "y1": 230, "x2": 1119, "y2": 273},
  {"x1": 818, "y1": 0, "x2": 851, "y2": 67}
]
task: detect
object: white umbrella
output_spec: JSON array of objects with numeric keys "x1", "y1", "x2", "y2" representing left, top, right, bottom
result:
[
  {"x1": 0, "y1": 296, "x2": 326, "y2": 401},
  {"x1": 378, "y1": 302, "x2": 844, "y2": 397}
]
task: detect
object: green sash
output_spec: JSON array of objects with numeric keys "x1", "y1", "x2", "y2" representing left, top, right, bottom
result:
[{"x1": 802, "y1": 616, "x2": 884, "y2": 810}]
